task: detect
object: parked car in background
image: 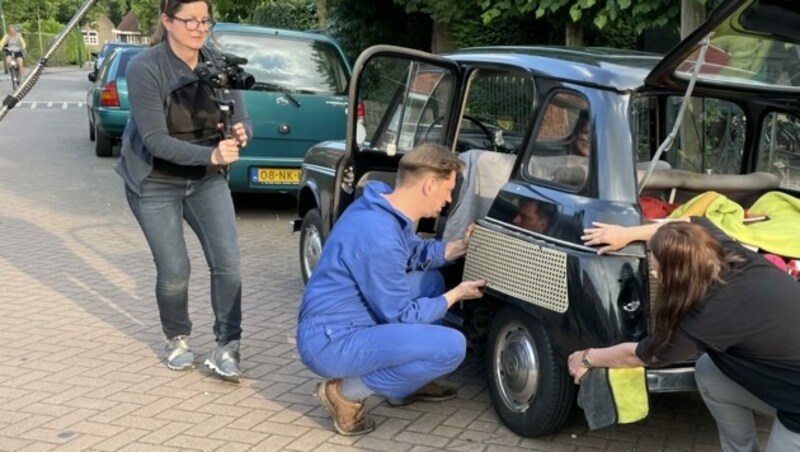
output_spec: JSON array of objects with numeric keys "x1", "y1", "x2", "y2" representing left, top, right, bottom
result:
[
  {"x1": 91, "y1": 42, "x2": 139, "y2": 78},
  {"x1": 207, "y1": 23, "x2": 352, "y2": 194},
  {"x1": 86, "y1": 46, "x2": 144, "y2": 157},
  {"x1": 292, "y1": 0, "x2": 800, "y2": 437}
]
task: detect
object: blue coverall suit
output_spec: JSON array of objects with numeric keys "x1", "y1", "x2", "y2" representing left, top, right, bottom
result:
[{"x1": 296, "y1": 181, "x2": 467, "y2": 399}]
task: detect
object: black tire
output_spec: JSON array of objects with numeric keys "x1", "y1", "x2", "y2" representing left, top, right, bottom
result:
[
  {"x1": 95, "y1": 123, "x2": 113, "y2": 157},
  {"x1": 89, "y1": 115, "x2": 96, "y2": 142},
  {"x1": 487, "y1": 305, "x2": 575, "y2": 437},
  {"x1": 10, "y1": 65, "x2": 19, "y2": 91},
  {"x1": 299, "y1": 208, "x2": 324, "y2": 285}
]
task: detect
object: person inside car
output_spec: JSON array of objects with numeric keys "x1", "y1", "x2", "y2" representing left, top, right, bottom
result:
[
  {"x1": 570, "y1": 218, "x2": 800, "y2": 452},
  {"x1": 297, "y1": 143, "x2": 487, "y2": 436}
]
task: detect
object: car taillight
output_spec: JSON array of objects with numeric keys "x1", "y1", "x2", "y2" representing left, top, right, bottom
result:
[
  {"x1": 100, "y1": 81, "x2": 120, "y2": 107},
  {"x1": 357, "y1": 102, "x2": 365, "y2": 121}
]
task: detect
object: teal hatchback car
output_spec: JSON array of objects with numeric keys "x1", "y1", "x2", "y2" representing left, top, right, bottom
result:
[
  {"x1": 86, "y1": 46, "x2": 144, "y2": 157},
  {"x1": 208, "y1": 24, "x2": 352, "y2": 193}
]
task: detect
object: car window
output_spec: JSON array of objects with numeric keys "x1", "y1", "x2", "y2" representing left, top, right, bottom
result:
[
  {"x1": 673, "y1": 13, "x2": 800, "y2": 93},
  {"x1": 757, "y1": 112, "x2": 800, "y2": 190},
  {"x1": 358, "y1": 57, "x2": 456, "y2": 155},
  {"x1": 631, "y1": 96, "x2": 654, "y2": 164},
  {"x1": 209, "y1": 32, "x2": 348, "y2": 94},
  {"x1": 457, "y1": 68, "x2": 535, "y2": 154},
  {"x1": 115, "y1": 51, "x2": 141, "y2": 79},
  {"x1": 525, "y1": 91, "x2": 591, "y2": 188},
  {"x1": 664, "y1": 97, "x2": 745, "y2": 175},
  {"x1": 97, "y1": 52, "x2": 115, "y2": 83}
]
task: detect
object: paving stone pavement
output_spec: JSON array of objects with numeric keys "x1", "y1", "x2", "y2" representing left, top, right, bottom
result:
[{"x1": 0, "y1": 105, "x2": 775, "y2": 451}]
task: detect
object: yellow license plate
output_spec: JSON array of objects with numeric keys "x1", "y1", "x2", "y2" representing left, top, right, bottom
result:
[{"x1": 251, "y1": 168, "x2": 301, "y2": 185}]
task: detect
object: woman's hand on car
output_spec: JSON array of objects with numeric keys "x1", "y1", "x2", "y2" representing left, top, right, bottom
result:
[
  {"x1": 582, "y1": 222, "x2": 632, "y2": 254},
  {"x1": 211, "y1": 138, "x2": 240, "y2": 165}
]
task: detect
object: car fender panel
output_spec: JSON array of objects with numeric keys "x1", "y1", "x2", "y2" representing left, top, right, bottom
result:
[{"x1": 464, "y1": 224, "x2": 568, "y2": 313}]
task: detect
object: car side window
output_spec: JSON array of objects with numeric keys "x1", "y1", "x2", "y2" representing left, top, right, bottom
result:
[
  {"x1": 664, "y1": 97, "x2": 745, "y2": 175},
  {"x1": 525, "y1": 91, "x2": 591, "y2": 188},
  {"x1": 757, "y1": 112, "x2": 800, "y2": 190},
  {"x1": 456, "y1": 68, "x2": 535, "y2": 154},
  {"x1": 359, "y1": 58, "x2": 456, "y2": 155}
]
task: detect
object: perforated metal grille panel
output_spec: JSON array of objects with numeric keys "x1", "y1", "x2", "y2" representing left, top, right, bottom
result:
[{"x1": 463, "y1": 224, "x2": 568, "y2": 313}]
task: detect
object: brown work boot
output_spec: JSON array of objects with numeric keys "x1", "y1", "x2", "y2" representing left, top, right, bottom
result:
[
  {"x1": 386, "y1": 380, "x2": 458, "y2": 406},
  {"x1": 317, "y1": 379, "x2": 375, "y2": 436}
]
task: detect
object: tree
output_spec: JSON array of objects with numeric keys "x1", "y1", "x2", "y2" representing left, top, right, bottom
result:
[
  {"x1": 480, "y1": 0, "x2": 681, "y2": 46},
  {"x1": 391, "y1": 0, "x2": 476, "y2": 52},
  {"x1": 130, "y1": 0, "x2": 160, "y2": 36},
  {"x1": 212, "y1": 0, "x2": 264, "y2": 24},
  {"x1": 327, "y1": 0, "x2": 432, "y2": 61}
]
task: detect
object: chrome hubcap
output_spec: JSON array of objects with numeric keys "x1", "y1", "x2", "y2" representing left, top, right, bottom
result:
[
  {"x1": 493, "y1": 321, "x2": 539, "y2": 413},
  {"x1": 302, "y1": 224, "x2": 322, "y2": 279}
]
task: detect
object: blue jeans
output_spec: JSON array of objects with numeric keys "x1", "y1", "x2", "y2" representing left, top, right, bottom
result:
[
  {"x1": 695, "y1": 354, "x2": 800, "y2": 452},
  {"x1": 297, "y1": 270, "x2": 467, "y2": 399},
  {"x1": 125, "y1": 172, "x2": 242, "y2": 344}
]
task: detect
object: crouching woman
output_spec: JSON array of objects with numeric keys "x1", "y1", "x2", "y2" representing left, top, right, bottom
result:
[{"x1": 569, "y1": 218, "x2": 800, "y2": 452}]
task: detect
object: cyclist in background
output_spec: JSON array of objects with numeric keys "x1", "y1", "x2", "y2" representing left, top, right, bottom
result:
[{"x1": 1, "y1": 24, "x2": 26, "y2": 78}]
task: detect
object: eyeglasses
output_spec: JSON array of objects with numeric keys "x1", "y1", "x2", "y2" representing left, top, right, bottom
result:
[{"x1": 169, "y1": 16, "x2": 215, "y2": 31}]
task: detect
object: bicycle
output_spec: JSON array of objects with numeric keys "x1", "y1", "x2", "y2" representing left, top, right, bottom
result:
[{"x1": 3, "y1": 47, "x2": 23, "y2": 91}]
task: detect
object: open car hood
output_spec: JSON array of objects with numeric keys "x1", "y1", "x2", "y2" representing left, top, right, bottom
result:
[{"x1": 646, "y1": 0, "x2": 800, "y2": 94}]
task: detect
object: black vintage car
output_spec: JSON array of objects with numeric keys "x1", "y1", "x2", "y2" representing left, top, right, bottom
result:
[{"x1": 292, "y1": 0, "x2": 800, "y2": 437}]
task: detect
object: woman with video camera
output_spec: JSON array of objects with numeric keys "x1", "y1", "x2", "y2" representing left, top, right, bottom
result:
[{"x1": 116, "y1": 0, "x2": 252, "y2": 383}]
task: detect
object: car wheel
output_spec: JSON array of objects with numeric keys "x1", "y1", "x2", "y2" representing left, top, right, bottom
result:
[
  {"x1": 95, "y1": 123, "x2": 113, "y2": 157},
  {"x1": 89, "y1": 115, "x2": 96, "y2": 142},
  {"x1": 487, "y1": 305, "x2": 574, "y2": 437},
  {"x1": 299, "y1": 208, "x2": 324, "y2": 285}
]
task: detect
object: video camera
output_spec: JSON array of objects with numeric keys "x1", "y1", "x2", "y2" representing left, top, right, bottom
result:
[{"x1": 194, "y1": 52, "x2": 255, "y2": 91}]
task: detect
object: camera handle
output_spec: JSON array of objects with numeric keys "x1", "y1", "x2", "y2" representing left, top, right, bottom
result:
[{"x1": 214, "y1": 97, "x2": 236, "y2": 140}]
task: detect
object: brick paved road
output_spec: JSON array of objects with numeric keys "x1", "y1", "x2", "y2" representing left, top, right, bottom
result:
[{"x1": 0, "y1": 71, "x2": 772, "y2": 451}]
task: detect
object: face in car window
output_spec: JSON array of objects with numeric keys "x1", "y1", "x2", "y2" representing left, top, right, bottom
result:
[
  {"x1": 571, "y1": 113, "x2": 591, "y2": 157},
  {"x1": 527, "y1": 91, "x2": 592, "y2": 188}
]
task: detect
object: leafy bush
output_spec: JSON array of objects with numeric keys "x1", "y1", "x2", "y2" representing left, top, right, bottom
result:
[
  {"x1": 250, "y1": 0, "x2": 318, "y2": 31},
  {"x1": 18, "y1": 20, "x2": 88, "y2": 66}
]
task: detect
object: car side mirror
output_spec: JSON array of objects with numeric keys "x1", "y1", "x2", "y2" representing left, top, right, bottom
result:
[
  {"x1": 91, "y1": 52, "x2": 98, "y2": 59},
  {"x1": 87, "y1": 72, "x2": 96, "y2": 82}
]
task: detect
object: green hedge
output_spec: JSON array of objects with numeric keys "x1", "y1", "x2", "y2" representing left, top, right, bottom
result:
[
  {"x1": 249, "y1": 0, "x2": 318, "y2": 31},
  {"x1": 17, "y1": 20, "x2": 88, "y2": 67}
]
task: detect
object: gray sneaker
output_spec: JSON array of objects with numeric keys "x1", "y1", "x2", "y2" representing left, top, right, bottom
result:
[
  {"x1": 165, "y1": 335, "x2": 195, "y2": 371},
  {"x1": 205, "y1": 340, "x2": 241, "y2": 383}
]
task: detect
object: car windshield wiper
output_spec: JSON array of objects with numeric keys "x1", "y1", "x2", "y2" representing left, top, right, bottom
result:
[{"x1": 250, "y1": 82, "x2": 301, "y2": 107}]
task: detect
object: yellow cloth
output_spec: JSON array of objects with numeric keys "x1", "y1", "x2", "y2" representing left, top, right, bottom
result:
[
  {"x1": 607, "y1": 367, "x2": 649, "y2": 424},
  {"x1": 669, "y1": 191, "x2": 721, "y2": 217},
  {"x1": 668, "y1": 191, "x2": 800, "y2": 258}
]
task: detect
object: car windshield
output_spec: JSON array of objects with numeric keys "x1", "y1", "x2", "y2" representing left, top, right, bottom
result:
[
  {"x1": 674, "y1": 0, "x2": 800, "y2": 92},
  {"x1": 209, "y1": 31, "x2": 348, "y2": 95}
]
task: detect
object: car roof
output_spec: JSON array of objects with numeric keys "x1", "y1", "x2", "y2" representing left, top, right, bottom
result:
[
  {"x1": 211, "y1": 22, "x2": 343, "y2": 47},
  {"x1": 447, "y1": 46, "x2": 663, "y2": 92}
]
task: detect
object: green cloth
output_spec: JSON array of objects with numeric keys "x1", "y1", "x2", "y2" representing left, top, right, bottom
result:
[
  {"x1": 669, "y1": 191, "x2": 800, "y2": 258},
  {"x1": 577, "y1": 367, "x2": 649, "y2": 431}
]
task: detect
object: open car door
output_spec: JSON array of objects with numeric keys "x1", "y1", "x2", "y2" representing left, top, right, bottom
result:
[{"x1": 332, "y1": 46, "x2": 463, "y2": 221}]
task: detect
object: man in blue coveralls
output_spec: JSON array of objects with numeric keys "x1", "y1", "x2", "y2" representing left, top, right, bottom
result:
[{"x1": 297, "y1": 143, "x2": 487, "y2": 436}]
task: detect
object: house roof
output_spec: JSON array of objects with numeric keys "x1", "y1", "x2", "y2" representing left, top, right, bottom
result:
[{"x1": 117, "y1": 11, "x2": 139, "y2": 33}]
